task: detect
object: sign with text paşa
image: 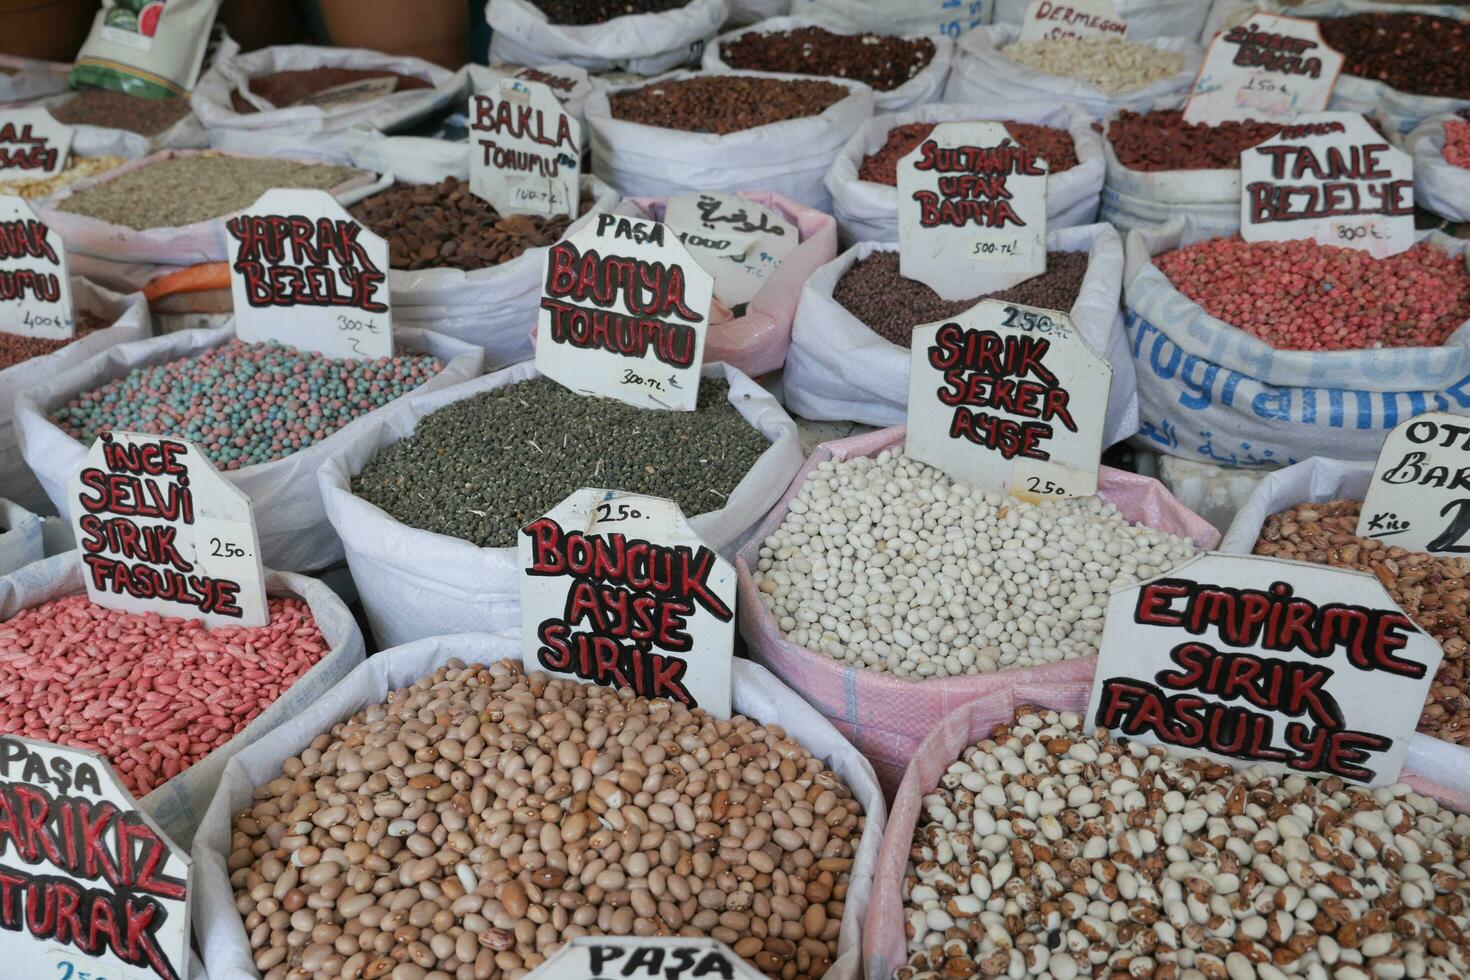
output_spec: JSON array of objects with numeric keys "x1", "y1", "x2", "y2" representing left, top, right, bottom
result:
[
  {"x1": 529, "y1": 936, "x2": 765, "y2": 980},
  {"x1": 0, "y1": 195, "x2": 74, "y2": 340},
  {"x1": 663, "y1": 192, "x2": 798, "y2": 309},
  {"x1": 225, "y1": 188, "x2": 393, "y2": 360},
  {"x1": 1357, "y1": 412, "x2": 1470, "y2": 554},
  {"x1": 68, "y1": 431, "x2": 268, "y2": 630},
  {"x1": 906, "y1": 300, "x2": 1111, "y2": 500},
  {"x1": 1087, "y1": 553, "x2": 1442, "y2": 787},
  {"x1": 0, "y1": 108, "x2": 72, "y2": 177},
  {"x1": 469, "y1": 76, "x2": 581, "y2": 220},
  {"x1": 520, "y1": 489, "x2": 735, "y2": 719},
  {"x1": 1240, "y1": 111, "x2": 1414, "y2": 258},
  {"x1": 1019, "y1": 0, "x2": 1127, "y2": 42},
  {"x1": 537, "y1": 212, "x2": 713, "y2": 412},
  {"x1": 1184, "y1": 13, "x2": 1343, "y2": 126},
  {"x1": 897, "y1": 122, "x2": 1048, "y2": 302},
  {"x1": 0, "y1": 735, "x2": 190, "y2": 980}
]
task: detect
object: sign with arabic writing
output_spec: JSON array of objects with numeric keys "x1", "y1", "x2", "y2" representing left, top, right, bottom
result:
[{"x1": 663, "y1": 192, "x2": 798, "y2": 309}]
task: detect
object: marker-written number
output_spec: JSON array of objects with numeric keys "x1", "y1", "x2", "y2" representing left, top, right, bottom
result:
[
  {"x1": 1001, "y1": 305, "x2": 1068, "y2": 338},
  {"x1": 594, "y1": 502, "x2": 643, "y2": 524},
  {"x1": 1428, "y1": 498, "x2": 1470, "y2": 554},
  {"x1": 1025, "y1": 477, "x2": 1067, "y2": 496},
  {"x1": 210, "y1": 538, "x2": 249, "y2": 559},
  {"x1": 1336, "y1": 223, "x2": 1385, "y2": 242},
  {"x1": 23, "y1": 309, "x2": 65, "y2": 328},
  {"x1": 56, "y1": 961, "x2": 116, "y2": 980},
  {"x1": 621, "y1": 369, "x2": 665, "y2": 392}
]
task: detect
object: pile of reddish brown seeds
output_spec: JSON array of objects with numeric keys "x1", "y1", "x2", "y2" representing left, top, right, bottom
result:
[
  {"x1": 0, "y1": 314, "x2": 104, "y2": 371},
  {"x1": 1104, "y1": 110, "x2": 1286, "y2": 171},
  {"x1": 720, "y1": 26, "x2": 935, "y2": 92},
  {"x1": 610, "y1": 76, "x2": 849, "y2": 134}
]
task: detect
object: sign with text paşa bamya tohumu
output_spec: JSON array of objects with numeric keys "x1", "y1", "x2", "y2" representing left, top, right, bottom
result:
[
  {"x1": 1184, "y1": 13, "x2": 1343, "y2": 126},
  {"x1": 528, "y1": 936, "x2": 765, "y2": 980},
  {"x1": 663, "y1": 192, "x2": 798, "y2": 309},
  {"x1": 1018, "y1": 0, "x2": 1127, "y2": 42},
  {"x1": 0, "y1": 195, "x2": 74, "y2": 340},
  {"x1": 226, "y1": 188, "x2": 393, "y2": 360},
  {"x1": 1357, "y1": 412, "x2": 1470, "y2": 554},
  {"x1": 537, "y1": 212, "x2": 714, "y2": 412},
  {"x1": 519, "y1": 489, "x2": 735, "y2": 719},
  {"x1": 0, "y1": 108, "x2": 72, "y2": 177},
  {"x1": 468, "y1": 76, "x2": 581, "y2": 220},
  {"x1": 1086, "y1": 553, "x2": 1443, "y2": 787}
]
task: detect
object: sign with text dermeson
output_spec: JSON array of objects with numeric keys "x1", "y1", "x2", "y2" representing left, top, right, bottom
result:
[
  {"x1": 0, "y1": 195, "x2": 74, "y2": 340},
  {"x1": 1019, "y1": 0, "x2": 1127, "y2": 42},
  {"x1": 529, "y1": 937, "x2": 765, "y2": 980},
  {"x1": 1357, "y1": 412, "x2": 1470, "y2": 554},
  {"x1": 1087, "y1": 553, "x2": 1442, "y2": 787},
  {"x1": 1184, "y1": 13, "x2": 1343, "y2": 126},
  {"x1": 468, "y1": 76, "x2": 581, "y2": 220}
]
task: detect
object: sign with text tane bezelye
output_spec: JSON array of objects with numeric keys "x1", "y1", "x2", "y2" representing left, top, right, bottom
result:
[
  {"x1": 1357, "y1": 412, "x2": 1470, "y2": 554},
  {"x1": 1240, "y1": 111, "x2": 1414, "y2": 258},
  {"x1": 529, "y1": 937, "x2": 764, "y2": 980},
  {"x1": 0, "y1": 195, "x2": 74, "y2": 340},
  {"x1": 520, "y1": 489, "x2": 735, "y2": 719},
  {"x1": 1087, "y1": 553, "x2": 1442, "y2": 787},
  {"x1": 0, "y1": 735, "x2": 190, "y2": 980},
  {"x1": 537, "y1": 212, "x2": 713, "y2": 411},
  {"x1": 68, "y1": 432, "x2": 268, "y2": 630},
  {"x1": 663, "y1": 192, "x2": 798, "y2": 309},
  {"x1": 225, "y1": 188, "x2": 393, "y2": 360},
  {"x1": 1184, "y1": 13, "x2": 1343, "y2": 126},
  {"x1": 1019, "y1": 0, "x2": 1127, "y2": 42},
  {"x1": 0, "y1": 108, "x2": 72, "y2": 177},
  {"x1": 469, "y1": 76, "x2": 581, "y2": 220},
  {"x1": 906, "y1": 300, "x2": 1110, "y2": 501}
]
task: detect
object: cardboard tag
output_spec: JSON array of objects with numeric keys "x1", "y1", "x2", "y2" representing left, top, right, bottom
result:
[
  {"x1": 1357, "y1": 412, "x2": 1470, "y2": 553},
  {"x1": 1018, "y1": 0, "x2": 1127, "y2": 42},
  {"x1": 298, "y1": 75, "x2": 400, "y2": 108},
  {"x1": 663, "y1": 192, "x2": 798, "y2": 309},
  {"x1": 906, "y1": 300, "x2": 1111, "y2": 500},
  {"x1": 0, "y1": 107, "x2": 71, "y2": 177},
  {"x1": 69, "y1": 431, "x2": 268, "y2": 630},
  {"x1": 1087, "y1": 553, "x2": 1443, "y2": 787},
  {"x1": 1184, "y1": 13, "x2": 1344, "y2": 126},
  {"x1": 1240, "y1": 111, "x2": 1415, "y2": 258},
  {"x1": 529, "y1": 937, "x2": 763, "y2": 980},
  {"x1": 0, "y1": 195, "x2": 73, "y2": 340},
  {"x1": 0, "y1": 735, "x2": 190, "y2": 980},
  {"x1": 897, "y1": 121, "x2": 1048, "y2": 302},
  {"x1": 537, "y1": 212, "x2": 713, "y2": 412},
  {"x1": 520, "y1": 488, "x2": 735, "y2": 719},
  {"x1": 226, "y1": 188, "x2": 393, "y2": 360},
  {"x1": 469, "y1": 77, "x2": 581, "y2": 220}
]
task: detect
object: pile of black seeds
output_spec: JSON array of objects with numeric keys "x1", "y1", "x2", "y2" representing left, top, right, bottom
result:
[
  {"x1": 351, "y1": 377, "x2": 771, "y2": 548},
  {"x1": 525, "y1": 0, "x2": 689, "y2": 24}
]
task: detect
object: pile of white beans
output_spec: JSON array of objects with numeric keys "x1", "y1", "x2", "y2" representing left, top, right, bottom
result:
[{"x1": 1003, "y1": 37, "x2": 1184, "y2": 92}]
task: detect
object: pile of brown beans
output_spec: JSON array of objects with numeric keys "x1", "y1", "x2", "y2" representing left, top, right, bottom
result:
[
  {"x1": 1320, "y1": 12, "x2": 1470, "y2": 100},
  {"x1": 609, "y1": 76, "x2": 850, "y2": 134},
  {"x1": 1104, "y1": 110, "x2": 1286, "y2": 171},
  {"x1": 858, "y1": 121, "x2": 1078, "y2": 185},
  {"x1": 719, "y1": 26, "x2": 935, "y2": 92}
]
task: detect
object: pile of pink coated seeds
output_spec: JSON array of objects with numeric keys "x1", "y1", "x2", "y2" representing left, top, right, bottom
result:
[{"x1": 1445, "y1": 117, "x2": 1470, "y2": 170}]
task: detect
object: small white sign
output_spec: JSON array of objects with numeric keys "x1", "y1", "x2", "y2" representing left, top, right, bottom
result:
[
  {"x1": 0, "y1": 108, "x2": 72, "y2": 177},
  {"x1": 906, "y1": 300, "x2": 1111, "y2": 500},
  {"x1": 1087, "y1": 553, "x2": 1443, "y2": 787},
  {"x1": 663, "y1": 192, "x2": 799, "y2": 309},
  {"x1": 537, "y1": 212, "x2": 713, "y2": 412},
  {"x1": 1019, "y1": 0, "x2": 1127, "y2": 42},
  {"x1": 69, "y1": 431, "x2": 268, "y2": 630},
  {"x1": 225, "y1": 188, "x2": 393, "y2": 360},
  {"x1": 1240, "y1": 111, "x2": 1415, "y2": 258},
  {"x1": 0, "y1": 195, "x2": 73, "y2": 340},
  {"x1": 0, "y1": 734, "x2": 190, "y2": 980},
  {"x1": 897, "y1": 121, "x2": 1048, "y2": 302},
  {"x1": 1184, "y1": 14, "x2": 1344, "y2": 126},
  {"x1": 520, "y1": 489, "x2": 735, "y2": 719},
  {"x1": 469, "y1": 77, "x2": 581, "y2": 219},
  {"x1": 1357, "y1": 412, "x2": 1470, "y2": 554},
  {"x1": 529, "y1": 937, "x2": 764, "y2": 980}
]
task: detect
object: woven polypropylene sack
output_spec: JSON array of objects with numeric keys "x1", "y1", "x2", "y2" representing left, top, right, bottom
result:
[
  {"x1": 485, "y1": 0, "x2": 729, "y2": 74},
  {"x1": 1411, "y1": 113, "x2": 1470, "y2": 224},
  {"x1": 790, "y1": 0, "x2": 991, "y2": 38},
  {"x1": 0, "y1": 498, "x2": 43, "y2": 577},
  {"x1": 993, "y1": 0, "x2": 1211, "y2": 38},
  {"x1": 1097, "y1": 110, "x2": 1242, "y2": 237}
]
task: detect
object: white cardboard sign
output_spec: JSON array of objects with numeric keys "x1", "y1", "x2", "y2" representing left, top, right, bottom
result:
[
  {"x1": 225, "y1": 188, "x2": 393, "y2": 360},
  {"x1": 1087, "y1": 553, "x2": 1443, "y2": 787},
  {"x1": 663, "y1": 192, "x2": 798, "y2": 309},
  {"x1": 897, "y1": 121, "x2": 1048, "y2": 302},
  {"x1": 1357, "y1": 412, "x2": 1470, "y2": 554},
  {"x1": 906, "y1": 300, "x2": 1111, "y2": 500},
  {"x1": 0, "y1": 195, "x2": 74, "y2": 340},
  {"x1": 68, "y1": 431, "x2": 268, "y2": 630},
  {"x1": 0, "y1": 734, "x2": 190, "y2": 980},
  {"x1": 1018, "y1": 0, "x2": 1127, "y2": 42},
  {"x1": 537, "y1": 212, "x2": 713, "y2": 412},
  {"x1": 530, "y1": 937, "x2": 764, "y2": 980},
  {"x1": 520, "y1": 489, "x2": 735, "y2": 719},
  {"x1": 1240, "y1": 111, "x2": 1415, "y2": 258},
  {"x1": 0, "y1": 108, "x2": 72, "y2": 178},
  {"x1": 1184, "y1": 14, "x2": 1344, "y2": 126},
  {"x1": 469, "y1": 77, "x2": 582, "y2": 220}
]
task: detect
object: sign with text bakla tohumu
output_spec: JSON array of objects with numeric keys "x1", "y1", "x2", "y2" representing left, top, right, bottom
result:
[
  {"x1": 1086, "y1": 553, "x2": 1442, "y2": 787},
  {"x1": 1019, "y1": 0, "x2": 1127, "y2": 42},
  {"x1": 906, "y1": 300, "x2": 1111, "y2": 500},
  {"x1": 0, "y1": 735, "x2": 190, "y2": 980},
  {"x1": 0, "y1": 195, "x2": 74, "y2": 340},
  {"x1": 0, "y1": 108, "x2": 72, "y2": 178},
  {"x1": 520, "y1": 488, "x2": 735, "y2": 719},
  {"x1": 530, "y1": 936, "x2": 764, "y2": 980},
  {"x1": 1240, "y1": 111, "x2": 1414, "y2": 258},
  {"x1": 68, "y1": 431, "x2": 268, "y2": 630},
  {"x1": 1184, "y1": 13, "x2": 1343, "y2": 126},
  {"x1": 1357, "y1": 412, "x2": 1470, "y2": 554},
  {"x1": 663, "y1": 192, "x2": 799, "y2": 309},
  {"x1": 225, "y1": 188, "x2": 393, "y2": 360},
  {"x1": 469, "y1": 75, "x2": 581, "y2": 220},
  {"x1": 537, "y1": 212, "x2": 713, "y2": 412}
]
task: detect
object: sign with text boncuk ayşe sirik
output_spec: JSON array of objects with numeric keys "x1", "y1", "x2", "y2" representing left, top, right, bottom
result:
[
  {"x1": 1184, "y1": 13, "x2": 1343, "y2": 126},
  {"x1": 0, "y1": 195, "x2": 74, "y2": 340},
  {"x1": 1358, "y1": 412, "x2": 1470, "y2": 554},
  {"x1": 468, "y1": 75, "x2": 581, "y2": 220}
]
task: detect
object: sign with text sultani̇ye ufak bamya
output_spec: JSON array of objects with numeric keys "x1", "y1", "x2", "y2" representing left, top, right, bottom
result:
[
  {"x1": 1087, "y1": 553, "x2": 1442, "y2": 787},
  {"x1": 68, "y1": 431, "x2": 268, "y2": 630},
  {"x1": 663, "y1": 192, "x2": 798, "y2": 309},
  {"x1": 528, "y1": 937, "x2": 765, "y2": 980},
  {"x1": 225, "y1": 188, "x2": 393, "y2": 360},
  {"x1": 468, "y1": 76, "x2": 581, "y2": 220},
  {"x1": 1018, "y1": 0, "x2": 1127, "y2": 42},
  {"x1": 0, "y1": 108, "x2": 72, "y2": 177},
  {"x1": 537, "y1": 212, "x2": 713, "y2": 411},
  {"x1": 0, "y1": 195, "x2": 74, "y2": 340},
  {"x1": 1184, "y1": 13, "x2": 1343, "y2": 126},
  {"x1": 519, "y1": 489, "x2": 735, "y2": 719},
  {"x1": 1357, "y1": 412, "x2": 1470, "y2": 554}
]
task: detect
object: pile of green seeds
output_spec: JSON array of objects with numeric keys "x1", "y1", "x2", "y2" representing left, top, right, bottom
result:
[{"x1": 352, "y1": 376, "x2": 771, "y2": 547}]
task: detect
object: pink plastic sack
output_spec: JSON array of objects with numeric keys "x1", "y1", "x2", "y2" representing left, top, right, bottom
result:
[{"x1": 735, "y1": 425, "x2": 1220, "y2": 796}]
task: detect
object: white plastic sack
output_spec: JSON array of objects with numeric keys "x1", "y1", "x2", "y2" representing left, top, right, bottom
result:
[
  {"x1": 1098, "y1": 114, "x2": 1241, "y2": 237},
  {"x1": 0, "y1": 55, "x2": 70, "y2": 106},
  {"x1": 1411, "y1": 113, "x2": 1470, "y2": 224},
  {"x1": 826, "y1": 101, "x2": 1105, "y2": 246},
  {"x1": 318, "y1": 360, "x2": 803, "y2": 649},
  {"x1": 587, "y1": 71, "x2": 875, "y2": 211},
  {"x1": 0, "y1": 498, "x2": 43, "y2": 577},
  {"x1": 13, "y1": 323, "x2": 483, "y2": 573},
  {"x1": 791, "y1": 0, "x2": 990, "y2": 38},
  {"x1": 782, "y1": 224, "x2": 1139, "y2": 447},
  {"x1": 1125, "y1": 217, "x2": 1470, "y2": 468},
  {"x1": 993, "y1": 0, "x2": 1211, "y2": 38},
  {"x1": 0, "y1": 551, "x2": 365, "y2": 849},
  {"x1": 486, "y1": 0, "x2": 729, "y2": 74},
  {"x1": 728, "y1": 0, "x2": 792, "y2": 25},
  {"x1": 0, "y1": 278, "x2": 150, "y2": 514},
  {"x1": 944, "y1": 24, "x2": 1203, "y2": 118},
  {"x1": 702, "y1": 16, "x2": 953, "y2": 113}
]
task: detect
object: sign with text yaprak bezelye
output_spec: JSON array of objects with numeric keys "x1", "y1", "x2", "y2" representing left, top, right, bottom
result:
[
  {"x1": 529, "y1": 936, "x2": 764, "y2": 980},
  {"x1": 1184, "y1": 13, "x2": 1343, "y2": 126},
  {"x1": 0, "y1": 108, "x2": 72, "y2": 177},
  {"x1": 468, "y1": 75, "x2": 581, "y2": 220},
  {"x1": 1357, "y1": 412, "x2": 1470, "y2": 554},
  {"x1": 663, "y1": 192, "x2": 798, "y2": 309},
  {"x1": 0, "y1": 195, "x2": 74, "y2": 340},
  {"x1": 1019, "y1": 0, "x2": 1127, "y2": 42}
]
